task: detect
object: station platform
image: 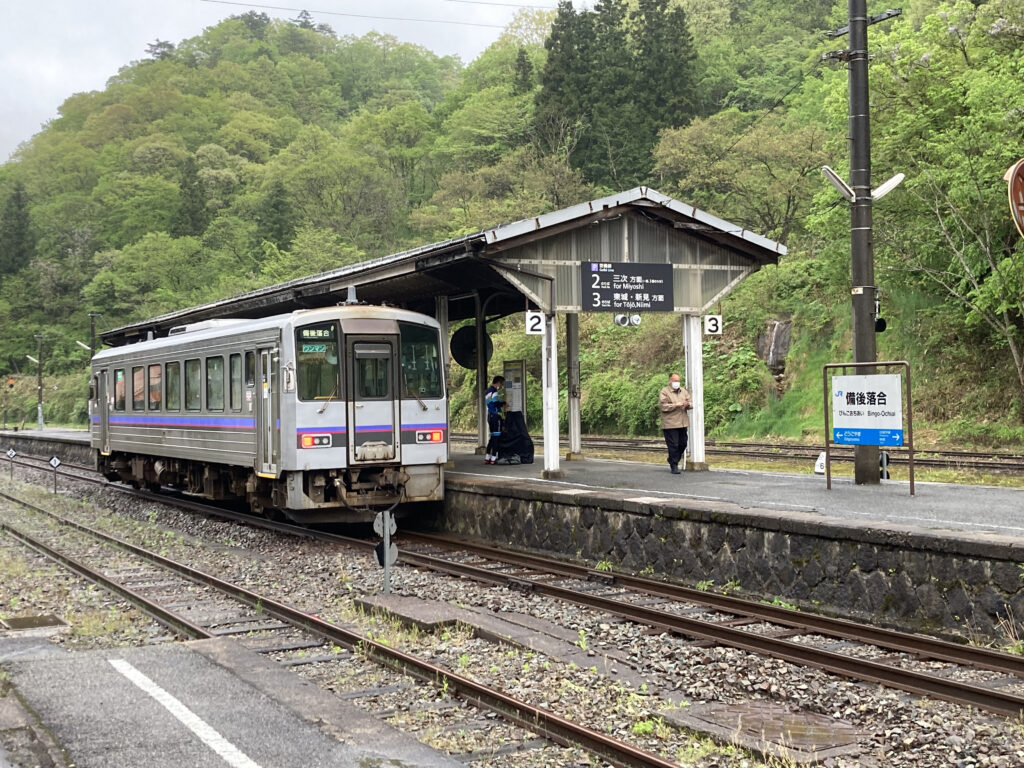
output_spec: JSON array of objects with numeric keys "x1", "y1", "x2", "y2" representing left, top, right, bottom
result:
[
  {"x1": 4, "y1": 428, "x2": 1023, "y2": 542},
  {"x1": 447, "y1": 450, "x2": 1024, "y2": 544},
  {"x1": 0, "y1": 634, "x2": 459, "y2": 768}
]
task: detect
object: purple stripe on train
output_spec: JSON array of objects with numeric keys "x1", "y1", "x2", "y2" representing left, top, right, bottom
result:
[{"x1": 106, "y1": 415, "x2": 255, "y2": 429}]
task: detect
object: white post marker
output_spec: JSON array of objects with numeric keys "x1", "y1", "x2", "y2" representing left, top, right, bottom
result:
[
  {"x1": 814, "y1": 451, "x2": 826, "y2": 474},
  {"x1": 7, "y1": 447, "x2": 15, "y2": 480},
  {"x1": 373, "y1": 510, "x2": 398, "y2": 594},
  {"x1": 49, "y1": 455, "x2": 60, "y2": 494}
]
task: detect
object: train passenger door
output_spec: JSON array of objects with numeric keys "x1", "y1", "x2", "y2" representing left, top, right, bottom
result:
[
  {"x1": 95, "y1": 370, "x2": 110, "y2": 455},
  {"x1": 256, "y1": 347, "x2": 280, "y2": 476},
  {"x1": 347, "y1": 339, "x2": 398, "y2": 463}
]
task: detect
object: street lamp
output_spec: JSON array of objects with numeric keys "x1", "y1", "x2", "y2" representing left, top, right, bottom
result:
[
  {"x1": 28, "y1": 335, "x2": 43, "y2": 430},
  {"x1": 88, "y1": 311, "x2": 102, "y2": 356}
]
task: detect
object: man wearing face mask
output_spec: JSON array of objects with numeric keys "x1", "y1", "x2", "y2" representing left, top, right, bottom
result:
[{"x1": 658, "y1": 372, "x2": 691, "y2": 474}]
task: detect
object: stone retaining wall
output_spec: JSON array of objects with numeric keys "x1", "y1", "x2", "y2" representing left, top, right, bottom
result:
[
  {"x1": 0, "y1": 433, "x2": 93, "y2": 467},
  {"x1": 443, "y1": 475, "x2": 1024, "y2": 641}
]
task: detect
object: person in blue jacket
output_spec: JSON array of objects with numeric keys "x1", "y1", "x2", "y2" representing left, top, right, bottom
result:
[{"x1": 484, "y1": 375, "x2": 505, "y2": 464}]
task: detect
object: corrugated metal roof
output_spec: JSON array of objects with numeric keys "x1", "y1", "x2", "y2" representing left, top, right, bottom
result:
[{"x1": 101, "y1": 187, "x2": 785, "y2": 346}]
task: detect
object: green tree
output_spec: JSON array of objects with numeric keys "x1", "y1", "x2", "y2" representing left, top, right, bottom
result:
[
  {"x1": 863, "y1": 0, "x2": 1024, "y2": 409},
  {"x1": 171, "y1": 156, "x2": 210, "y2": 237},
  {"x1": 653, "y1": 108, "x2": 829, "y2": 242},
  {"x1": 0, "y1": 181, "x2": 34, "y2": 275},
  {"x1": 259, "y1": 223, "x2": 364, "y2": 284}
]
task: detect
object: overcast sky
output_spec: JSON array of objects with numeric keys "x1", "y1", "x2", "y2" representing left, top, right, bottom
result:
[{"x1": 1, "y1": 0, "x2": 566, "y2": 162}]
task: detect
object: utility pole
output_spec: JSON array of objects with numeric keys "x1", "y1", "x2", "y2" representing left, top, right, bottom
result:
[
  {"x1": 827, "y1": 4, "x2": 901, "y2": 484},
  {"x1": 848, "y1": 0, "x2": 877, "y2": 484}
]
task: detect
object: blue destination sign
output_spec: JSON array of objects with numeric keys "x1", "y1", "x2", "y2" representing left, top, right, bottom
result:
[
  {"x1": 581, "y1": 262, "x2": 674, "y2": 312},
  {"x1": 833, "y1": 428, "x2": 904, "y2": 446}
]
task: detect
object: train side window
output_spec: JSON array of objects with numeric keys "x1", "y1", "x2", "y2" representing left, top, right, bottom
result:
[
  {"x1": 355, "y1": 343, "x2": 390, "y2": 400},
  {"x1": 296, "y1": 322, "x2": 339, "y2": 400},
  {"x1": 206, "y1": 356, "x2": 224, "y2": 411},
  {"x1": 148, "y1": 365, "x2": 162, "y2": 411},
  {"x1": 229, "y1": 354, "x2": 242, "y2": 410},
  {"x1": 245, "y1": 351, "x2": 256, "y2": 387},
  {"x1": 165, "y1": 362, "x2": 181, "y2": 411},
  {"x1": 399, "y1": 322, "x2": 442, "y2": 399},
  {"x1": 185, "y1": 359, "x2": 201, "y2": 411},
  {"x1": 113, "y1": 369, "x2": 126, "y2": 411},
  {"x1": 132, "y1": 367, "x2": 145, "y2": 411}
]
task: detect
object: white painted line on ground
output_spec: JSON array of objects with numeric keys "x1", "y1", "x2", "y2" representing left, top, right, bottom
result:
[{"x1": 108, "y1": 658, "x2": 261, "y2": 768}]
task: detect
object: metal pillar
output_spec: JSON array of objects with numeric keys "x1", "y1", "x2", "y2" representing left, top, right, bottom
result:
[
  {"x1": 682, "y1": 315, "x2": 707, "y2": 469},
  {"x1": 848, "y1": 0, "x2": 879, "y2": 484},
  {"x1": 434, "y1": 295, "x2": 450, "y2": 381},
  {"x1": 565, "y1": 312, "x2": 583, "y2": 459},
  {"x1": 474, "y1": 294, "x2": 487, "y2": 453},
  {"x1": 541, "y1": 311, "x2": 563, "y2": 477}
]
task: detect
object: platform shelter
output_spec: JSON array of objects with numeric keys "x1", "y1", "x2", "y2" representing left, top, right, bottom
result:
[{"x1": 102, "y1": 187, "x2": 786, "y2": 476}]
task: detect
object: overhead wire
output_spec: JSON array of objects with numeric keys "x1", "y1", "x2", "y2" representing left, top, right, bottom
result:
[{"x1": 199, "y1": 0, "x2": 555, "y2": 28}]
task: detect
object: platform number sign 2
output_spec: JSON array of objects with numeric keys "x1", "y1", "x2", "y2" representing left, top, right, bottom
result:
[
  {"x1": 704, "y1": 315, "x2": 723, "y2": 335},
  {"x1": 525, "y1": 311, "x2": 545, "y2": 335}
]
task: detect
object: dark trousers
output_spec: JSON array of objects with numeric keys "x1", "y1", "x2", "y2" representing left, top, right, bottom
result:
[
  {"x1": 486, "y1": 413, "x2": 502, "y2": 455},
  {"x1": 663, "y1": 427, "x2": 688, "y2": 468}
]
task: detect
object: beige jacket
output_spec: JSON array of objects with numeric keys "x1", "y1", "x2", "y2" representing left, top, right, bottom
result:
[{"x1": 658, "y1": 384, "x2": 691, "y2": 429}]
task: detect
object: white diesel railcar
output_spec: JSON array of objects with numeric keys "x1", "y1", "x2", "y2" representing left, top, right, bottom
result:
[{"x1": 90, "y1": 305, "x2": 448, "y2": 522}]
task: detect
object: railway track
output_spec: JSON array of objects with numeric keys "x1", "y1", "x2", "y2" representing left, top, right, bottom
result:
[
  {"x1": 0, "y1": 488, "x2": 680, "y2": 768},
  {"x1": 452, "y1": 433, "x2": 1024, "y2": 473},
  {"x1": 11, "y1": 457, "x2": 1024, "y2": 719}
]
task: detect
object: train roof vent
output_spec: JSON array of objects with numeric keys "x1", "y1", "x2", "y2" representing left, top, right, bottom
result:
[{"x1": 168, "y1": 319, "x2": 250, "y2": 336}]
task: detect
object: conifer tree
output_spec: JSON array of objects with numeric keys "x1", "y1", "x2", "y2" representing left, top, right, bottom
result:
[
  {"x1": 171, "y1": 157, "x2": 209, "y2": 238},
  {"x1": 0, "y1": 181, "x2": 34, "y2": 276}
]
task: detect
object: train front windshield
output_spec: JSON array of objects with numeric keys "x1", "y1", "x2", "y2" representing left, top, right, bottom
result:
[
  {"x1": 400, "y1": 322, "x2": 442, "y2": 399},
  {"x1": 297, "y1": 322, "x2": 340, "y2": 400}
]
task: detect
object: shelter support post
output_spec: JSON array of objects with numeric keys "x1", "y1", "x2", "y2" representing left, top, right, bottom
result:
[
  {"x1": 435, "y1": 295, "x2": 450, "y2": 380},
  {"x1": 565, "y1": 313, "x2": 583, "y2": 459},
  {"x1": 541, "y1": 312, "x2": 564, "y2": 477},
  {"x1": 475, "y1": 293, "x2": 487, "y2": 454},
  {"x1": 435, "y1": 296, "x2": 454, "y2": 467},
  {"x1": 683, "y1": 314, "x2": 708, "y2": 470}
]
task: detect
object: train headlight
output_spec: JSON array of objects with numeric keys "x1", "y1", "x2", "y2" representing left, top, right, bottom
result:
[
  {"x1": 300, "y1": 434, "x2": 331, "y2": 448},
  {"x1": 415, "y1": 430, "x2": 445, "y2": 444}
]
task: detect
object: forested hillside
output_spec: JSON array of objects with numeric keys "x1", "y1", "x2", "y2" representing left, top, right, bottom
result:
[{"x1": 0, "y1": 0, "x2": 1022, "y2": 447}]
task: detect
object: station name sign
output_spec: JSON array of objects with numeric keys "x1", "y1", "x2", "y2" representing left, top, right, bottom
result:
[
  {"x1": 831, "y1": 373, "x2": 903, "y2": 446},
  {"x1": 581, "y1": 262, "x2": 674, "y2": 312}
]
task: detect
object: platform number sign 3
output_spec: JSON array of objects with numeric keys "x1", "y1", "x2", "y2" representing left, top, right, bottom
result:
[
  {"x1": 704, "y1": 315, "x2": 723, "y2": 335},
  {"x1": 525, "y1": 311, "x2": 545, "y2": 335}
]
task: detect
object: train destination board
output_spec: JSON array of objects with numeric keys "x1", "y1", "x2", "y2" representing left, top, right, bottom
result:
[{"x1": 582, "y1": 262, "x2": 674, "y2": 312}]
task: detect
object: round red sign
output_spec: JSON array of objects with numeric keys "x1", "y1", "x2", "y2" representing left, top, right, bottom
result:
[{"x1": 1006, "y1": 159, "x2": 1024, "y2": 239}]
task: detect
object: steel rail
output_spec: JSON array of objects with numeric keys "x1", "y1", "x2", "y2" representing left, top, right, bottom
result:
[
  {"x1": 0, "y1": 492, "x2": 680, "y2": 768},
  {"x1": 13, "y1": 464, "x2": 1024, "y2": 717},
  {"x1": 404, "y1": 533, "x2": 1024, "y2": 677},
  {"x1": 449, "y1": 433, "x2": 1024, "y2": 471},
  {"x1": 389, "y1": 537, "x2": 1024, "y2": 718},
  {"x1": 0, "y1": 517, "x2": 211, "y2": 641}
]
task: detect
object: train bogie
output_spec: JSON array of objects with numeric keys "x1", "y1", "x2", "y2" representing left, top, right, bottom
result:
[{"x1": 90, "y1": 306, "x2": 448, "y2": 523}]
